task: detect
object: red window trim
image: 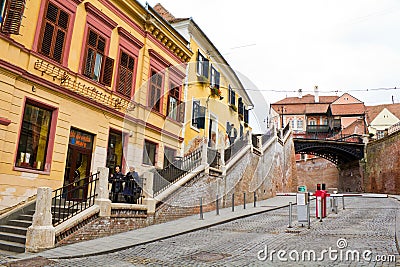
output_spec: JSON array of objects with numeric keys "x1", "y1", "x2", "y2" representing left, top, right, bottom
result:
[
  {"x1": 148, "y1": 50, "x2": 170, "y2": 114},
  {"x1": 33, "y1": 0, "x2": 77, "y2": 67},
  {"x1": 148, "y1": 68, "x2": 164, "y2": 113},
  {"x1": 13, "y1": 97, "x2": 58, "y2": 175}
]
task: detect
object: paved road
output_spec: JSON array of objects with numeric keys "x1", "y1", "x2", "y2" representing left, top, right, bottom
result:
[{"x1": 25, "y1": 197, "x2": 398, "y2": 266}]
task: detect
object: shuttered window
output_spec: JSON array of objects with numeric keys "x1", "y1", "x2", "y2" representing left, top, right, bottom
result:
[
  {"x1": 167, "y1": 83, "x2": 184, "y2": 122},
  {"x1": 117, "y1": 51, "x2": 134, "y2": 97},
  {"x1": 149, "y1": 70, "x2": 163, "y2": 112},
  {"x1": 83, "y1": 28, "x2": 114, "y2": 86},
  {"x1": 228, "y1": 85, "x2": 235, "y2": 105},
  {"x1": 1, "y1": 0, "x2": 25, "y2": 35},
  {"x1": 196, "y1": 51, "x2": 209, "y2": 78},
  {"x1": 210, "y1": 66, "x2": 220, "y2": 89},
  {"x1": 39, "y1": 2, "x2": 69, "y2": 63}
]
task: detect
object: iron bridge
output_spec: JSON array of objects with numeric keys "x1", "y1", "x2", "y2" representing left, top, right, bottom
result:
[{"x1": 293, "y1": 135, "x2": 365, "y2": 165}]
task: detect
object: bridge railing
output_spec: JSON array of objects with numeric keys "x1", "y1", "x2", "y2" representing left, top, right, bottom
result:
[{"x1": 388, "y1": 121, "x2": 400, "y2": 135}]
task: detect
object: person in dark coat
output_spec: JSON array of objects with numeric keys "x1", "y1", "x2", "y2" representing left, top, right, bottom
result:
[
  {"x1": 109, "y1": 165, "x2": 124, "y2": 202},
  {"x1": 123, "y1": 166, "x2": 141, "y2": 203}
]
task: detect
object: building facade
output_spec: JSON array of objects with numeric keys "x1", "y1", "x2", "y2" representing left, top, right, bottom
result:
[
  {"x1": 154, "y1": 4, "x2": 254, "y2": 153},
  {"x1": 0, "y1": 0, "x2": 193, "y2": 212}
]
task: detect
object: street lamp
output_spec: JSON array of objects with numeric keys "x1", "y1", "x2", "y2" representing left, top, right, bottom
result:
[{"x1": 277, "y1": 105, "x2": 286, "y2": 128}]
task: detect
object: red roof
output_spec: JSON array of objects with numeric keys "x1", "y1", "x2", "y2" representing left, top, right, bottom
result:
[
  {"x1": 273, "y1": 94, "x2": 338, "y2": 105},
  {"x1": 305, "y1": 104, "x2": 329, "y2": 114},
  {"x1": 330, "y1": 103, "x2": 365, "y2": 116},
  {"x1": 365, "y1": 103, "x2": 400, "y2": 124}
]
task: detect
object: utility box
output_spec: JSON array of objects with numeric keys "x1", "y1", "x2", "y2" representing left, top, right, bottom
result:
[{"x1": 296, "y1": 186, "x2": 309, "y2": 224}]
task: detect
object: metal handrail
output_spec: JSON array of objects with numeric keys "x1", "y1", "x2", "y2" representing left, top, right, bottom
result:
[
  {"x1": 224, "y1": 134, "x2": 248, "y2": 163},
  {"x1": 153, "y1": 147, "x2": 202, "y2": 196},
  {"x1": 51, "y1": 172, "x2": 99, "y2": 226}
]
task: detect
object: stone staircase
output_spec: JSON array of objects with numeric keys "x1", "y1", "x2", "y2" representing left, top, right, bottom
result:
[{"x1": 0, "y1": 204, "x2": 35, "y2": 253}]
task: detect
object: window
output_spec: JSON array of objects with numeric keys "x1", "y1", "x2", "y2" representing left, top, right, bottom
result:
[
  {"x1": 0, "y1": 0, "x2": 25, "y2": 35},
  {"x1": 297, "y1": 120, "x2": 303, "y2": 129},
  {"x1": 238, "y1": 97, "x2": 244, "y2": 115},
  {"x1": 38, "y1": 2, "x2": 69, "y2": 63},
  {"x1": 291, "y1": 119, "x2": 295, "y2": 129},
  {"x1": 376, "y1": 130, "x2": 385, "y2": 139},
  {"x1": 309, "y1": 120, "x2": 316, "y2": 125},
  {"x1": 143, "y1": 140, "x2": 157, "y2": 166},
  {"x1": 167, "y1": 83, "x2": 184, "y2": 122},
  {"x1": 210, "y1": 66, "x2": 220, "y2": 89},
  {"x1": 149, "y1": 70, "x2": 163, "y2": 112},
  {"x1": 117, "y1": 51, "x2": 135, "y2": 98},
  {"x1": 16, "y1": 103, "x2": 53, "y2": 171},
  {"x1": 324, "y1": 118, "x2": 328, "y2": 125},
  {"x1": 244, "y1": 109, "x2": 249, "y2": 124},
  {"x1": 228, "y1": 85, "x2": 235, "y2": 105},
  {"x1": 192, "y1": 100, "x2": 205, "y2": 129},
  {"x1": 196, "y1": 51, "x2": 209, "y2": 78},
  {"x1": 83, "y1": 28, "x2": 114, "y2": 86},
  {"x1": 163, "y1": 147, "x2": 176, "y2": 168}
]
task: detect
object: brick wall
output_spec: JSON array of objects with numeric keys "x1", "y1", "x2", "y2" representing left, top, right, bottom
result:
[
  {"x1": 364, "y1": 131, "x2": 400, "y2": 194},
  {"x1": 296, "y1": 158, "x2": 339, "y2": 192}
]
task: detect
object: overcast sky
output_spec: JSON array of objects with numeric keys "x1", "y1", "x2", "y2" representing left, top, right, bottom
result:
[{"x1": 140, "y1": 0, "x2": 400, "y2": 131}]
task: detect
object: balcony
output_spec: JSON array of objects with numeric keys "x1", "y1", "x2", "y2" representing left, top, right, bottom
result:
[{"x1": 306, "y1": 125, "x2": 330, "y2": 133}]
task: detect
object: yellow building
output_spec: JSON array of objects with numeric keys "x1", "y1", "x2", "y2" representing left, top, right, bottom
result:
[
  {"x1": 154, "y1": 4, "x2": 254, "y2": 153},
  {"x1": 0, "y1": 0, "x2": 192, "y2": 213}
]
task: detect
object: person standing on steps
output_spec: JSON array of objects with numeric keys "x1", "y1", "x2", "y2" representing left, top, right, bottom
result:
[
  {"x1": 109, "y1": 165, "x2": 124, "y2": 203},
  {"x1": 229, "y1": 123, "x2": 237, "y2": 145}
]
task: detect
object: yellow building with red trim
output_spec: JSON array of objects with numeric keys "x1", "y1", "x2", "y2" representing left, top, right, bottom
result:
[{"x1": 0, "y1": 0, "x2": 192, "y2": 213}]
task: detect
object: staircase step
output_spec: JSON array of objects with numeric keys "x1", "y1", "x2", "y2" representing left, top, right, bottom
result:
[
  {"x1": 0, "y1": 225, "x2": 27, "y2": 236},
  {"x1": 0, "y1": 240, "x2": 25, "y2": 253},
  {"x1": 17, "y1": 214, "x2": 33, "y2": 221},
  {"x1": 8, "y1": 220, "x2": 32, "y2": 228},
  {"x1": 0, "y1": 232, "x2": 26, "y2": 244}
]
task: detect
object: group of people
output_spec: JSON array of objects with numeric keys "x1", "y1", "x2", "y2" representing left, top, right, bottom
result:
[{"x1": 109, "y1": 166, "x2": 142, "y2": 203}]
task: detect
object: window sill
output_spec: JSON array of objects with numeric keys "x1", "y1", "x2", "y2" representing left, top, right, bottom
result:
[
  {"x1": 166, "y1": 116, "x2": 183, "y2": 126},
  {"x1": 13, "y1": 166, "x2": 50, "y2": 175},
  {"x1": 149, "y1": 108, "x2": 166, "y2": 119},
  {"x1": 190, "y1": 125, "x2": 200, "y2": 133}
]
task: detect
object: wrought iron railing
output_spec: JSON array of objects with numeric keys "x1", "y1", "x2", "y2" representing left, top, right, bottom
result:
[
  {"x1": 306, "y1": 125, "x2": 330, "y2": 133},
  {"x1": 262, "y1": 128, "x2": 275, "y2": 145},
  {"x1": 153, "y1": 147, "x2": 202, "y2": 196},
  {"x1": 282, "y1": 123, "x2": 290, "y2": 137},
  {"x1": 207, "y1": 148, "x2": 221, "y2": 168},
  {"x1": 51, "y1": 172, "x2": 99, "y2": 226},
  {"x1": 224, "y1": 134, "x2": 248, "y2": 163}
]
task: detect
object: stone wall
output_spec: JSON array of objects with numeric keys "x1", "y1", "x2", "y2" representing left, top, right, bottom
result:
[
  {"x1": 296, "y1": 158, "x2": 339, "y2": 192},
  {"x1": 364, "y1": 131, "x2": 400, "y2": 194}
]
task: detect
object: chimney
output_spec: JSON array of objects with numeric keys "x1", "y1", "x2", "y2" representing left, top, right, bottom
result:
[
  {"x1": 298, "y1": 89, "x2": 302, "y2": 99},
  {"x1": 314, "y1": 85, "x2": 319, "y2": 103}
]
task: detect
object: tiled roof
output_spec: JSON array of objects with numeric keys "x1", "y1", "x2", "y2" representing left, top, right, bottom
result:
[
  {"x1": 271, "y1": 104, "x2": 306, "y2": 115},
  {"x1": 305, "y1": 104, "x2": 329, "y2": 114},
  {"x1": 273, "y1": 94, "x2": 338, "y2": 105},
  {"x1": 153, "y1": 3, "x2": 176, "y2": 22},
  {"x1": 365, "y1": 103, "x2": 400, "y2": 124},
  {"x1": 330, "y1": 103, "x2": 365, "y2": 116},
  {"x1": 341, "y1": 118, "x2": 365, "y2": 135}
]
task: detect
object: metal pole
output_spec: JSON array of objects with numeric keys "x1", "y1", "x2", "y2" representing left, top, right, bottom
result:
[
  {"x1": 288, "y1": 202, "x2": 293, "y2": 228},
  {"x1": 232, "y1": 193, "x2": 235, "y2": 212},
  {"x1": 254, "y1": 191, "x2": 257, "y2": 207},
  {"x1": 216, "y1": 194, "x2": 219, "y2": 215},
  {"x1": 318, "y1": 197, "x2": 322, "y2": 222},
  {"x1": 199, "y1": 197, "x2": 203, "y2": 220},
  {"x1": 307, "y1": 201, "x2": 310, "y2": 229},
  {"x1": 334, "y1": 197, "x2": 338, "y2": 214},
  {"x1": 243, "y1": 192, "x2": 246, "y2": 209},
  {"x1": 342, "y1": 196, "x2": 345, "y2": 210}
]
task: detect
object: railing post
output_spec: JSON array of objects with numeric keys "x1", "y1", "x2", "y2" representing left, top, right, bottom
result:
[
  {"x1": 26, "y1": 187, "x2": 55, "y2": 252},
  {"x1": 143, "y1": 171, "x2": 156, "y2": 215},
  {"x1": 95, "y1": 167, "x2": 111, "y2": 217}
]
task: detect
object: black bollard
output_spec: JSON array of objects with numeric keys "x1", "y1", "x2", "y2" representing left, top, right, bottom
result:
[
  {"x1": 243, "y1": 192, "x2": 246, "y2": 209},
  {"x1": 254, "y1": 191, "x2": 257, "y2": 207},
  {"x1": 232, "y1": 193, "x2": 235, "y2": 212},
  {"x1": 199, "y1": 197, "x2": 203, "y2": 220},
  {"x1": 216, "y1": 194, "x2": 219, "y2": 215}
]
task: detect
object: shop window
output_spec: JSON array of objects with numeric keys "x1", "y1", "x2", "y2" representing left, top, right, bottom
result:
[
  {"x1": 0, "y1": 0, "x2": 25, "y2": 35},
  {"x1": 143, "y1": 140, "x2": 157, "y2": 166},
  {"x1": 163, "y1": 147, "x2": 176, "y2": 168},
  {"x1": 196, "y1": 51, "x2": 209, "y2": 78},
  {"x1": 38, "y1": 1, "x2": 69, "y2": 63},
  {"x1": 106, "y1": 130, "x2": 123, "y2": 175},
  {"x1": 149, "y1": 70, "x2": 163, "y2": 112},
  {"x1": 117, "y1": 50, "x2": 135, "y2": 98},
  {"x1": 83, "y1": 28, "x2": 114, "y2": 86},
  {"x1": 16, "y1": 103, "x2": 53, "y2": 171}
]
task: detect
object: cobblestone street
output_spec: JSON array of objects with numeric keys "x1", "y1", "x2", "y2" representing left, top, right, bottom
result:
[{"x1": 31, "y1": 197, "x2": 399, "y2": 267}]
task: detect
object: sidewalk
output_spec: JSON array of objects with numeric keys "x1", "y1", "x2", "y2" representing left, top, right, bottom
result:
[{"x1": 18, "y1": 195, "x2": 296, "y2": 260}]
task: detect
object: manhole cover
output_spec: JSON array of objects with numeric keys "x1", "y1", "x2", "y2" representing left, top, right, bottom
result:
[
  {"x1": 191, "y1": 251, "x2": 230, "y2": 262},
  {"x1": 4, "y1": 256, "x2": 56, "y2": 267}
]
